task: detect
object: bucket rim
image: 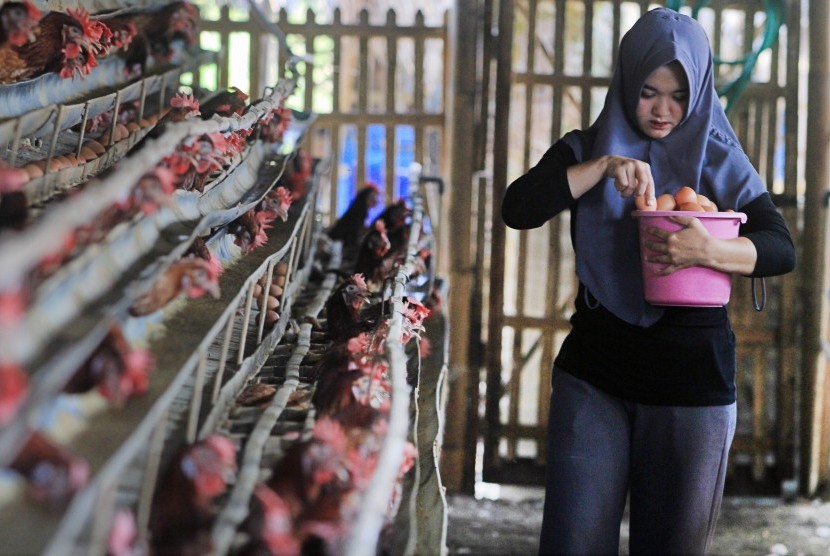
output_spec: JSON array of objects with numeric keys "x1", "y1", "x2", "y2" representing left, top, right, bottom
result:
[{"x1": 631, "y1": 209, "x2": 747, "y2": 223}]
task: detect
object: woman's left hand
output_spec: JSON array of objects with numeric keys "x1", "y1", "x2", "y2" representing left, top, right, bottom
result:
[{"x1": 643, "y1": 215, "x2": 713, "y2": 275}]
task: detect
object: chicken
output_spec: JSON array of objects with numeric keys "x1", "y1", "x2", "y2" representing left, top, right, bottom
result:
[
  {"x1": 153, "y1": 92, "x2": 201, "y2": 132},
  {"x1": 144, "y1": 1, "x2": 199, "y2": 63},
  {"x1": 312, "y1": 339, "x2": 389, "y2": 440},
  {"x1": 0, "y1": 8, "x2": 109, "y2": 84},
  {"x1": 266, "y1": 417, "x2": 352, "y2": 522},
  {"x1": 353, "y1": 219, "x2": 392, "y2": 285},
  {"x1": 311, "y1": 336, "x2": 368, "y2": 418},
  {"x1": 130, "y1": 91, "x2": 201, "y2": 155},
  {"x1": 326, "y1": 183, "x2": 381, "y2": 249},
  {"x1": 131, "y1": 166, "x2": 176, "y2": 215},
  {"x1": 373, "y1": 199, "x2": 412, "y2": 257},
  {"x1": 0, "y1": 1, "x2": 41, "y2": 48},
  {"x1": 149, "y1": 434, "x2": 237, "y2": 555},
  {"x1": 129, "y1": 256, "x2": 221, "y2": 316},
  {"x1": 238, "y1": 484, "x2": 300, "y2": 556},
  {"x1": 164, "y1": 132, "x2": 227, "y2": 193},
  {"x1": 182, "y1": 235, "x2": 224, "y2": 277},
  {"x1": 63, "y1": 324, "x2": 152, "y2": 407},
  {"x1": 256, "y1": 104, "x2": 293, "y2": 145},
  {"x1": 324, "y1": 274, "x2": 373, "y2": 343},
  {"x1": 282, "y1": 148, "x2": 312, "y2": 201},
  {"x1": 199, "y1": 86, "x2": 249, "y2": 119},
  {"x1": 9, "y1": 430, "x2": 90, "y2": 506},
  {"x1": 228, "y1": 208, "x2": 269, "y2": 254},
  {"x1": 256, "y1": 185, "x2": 293, "y2": 225},
  {"x1": 0, "y1": 363, "x2": 28, "y2": 426},
  {"x1": 0, "y1": 165, "x2": 30, "y2": 231}
]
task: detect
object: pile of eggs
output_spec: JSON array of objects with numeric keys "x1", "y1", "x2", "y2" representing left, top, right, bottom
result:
[{"x1": 635, "y1": 186, "x2": 730, "y2": 212}]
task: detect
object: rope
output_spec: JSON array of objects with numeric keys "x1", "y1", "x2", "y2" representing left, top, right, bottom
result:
[{"x1": 665, "y1": 0, "x2": 785, "y2": 113}]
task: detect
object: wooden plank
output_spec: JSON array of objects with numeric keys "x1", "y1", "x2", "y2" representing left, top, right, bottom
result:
[{"x1": 801, "y1": 0, "x2": 830, "y2": 496}]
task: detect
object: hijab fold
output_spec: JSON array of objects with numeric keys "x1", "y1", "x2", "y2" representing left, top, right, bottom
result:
[{"x1": 562, "y1": 7, "x2": 767, "y2": 327}]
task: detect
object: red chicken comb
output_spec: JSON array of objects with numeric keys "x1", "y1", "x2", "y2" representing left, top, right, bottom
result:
[
  {"x1": 66, "y1": 8, "x2": 100, "y2": 41},
  {"x1": 170, "y1": 92, "x2": 200, "y2": 113},
  {"x1": 203, "y1": 434, "x2": 237, "y2": 468},
  {"x1": 350, "y1": 273, "x2": 367, "y2": 290}
]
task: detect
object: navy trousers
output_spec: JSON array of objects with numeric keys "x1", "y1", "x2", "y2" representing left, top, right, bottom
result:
[{"x1": 539, "y1": 371, "x2": 736, "y2": 555}]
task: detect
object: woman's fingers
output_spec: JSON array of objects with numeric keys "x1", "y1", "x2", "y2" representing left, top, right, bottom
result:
[{"x1": 608, "y1": 157, "x2": 653, "y2": 201}]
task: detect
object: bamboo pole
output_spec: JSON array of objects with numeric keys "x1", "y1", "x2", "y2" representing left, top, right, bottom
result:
[
  {"x1": 439, "y1": 0, "x2": 481, "y2": 493},
  {"x1": 800, "y1": 0, "x2": 830, "y2": 496},
  {"x1": 482, "y1": 0, "x2": 513, "y2": 482}
]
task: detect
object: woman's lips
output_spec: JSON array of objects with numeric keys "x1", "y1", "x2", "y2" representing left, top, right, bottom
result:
[{"x1": 649, "y1": 120, "x2": 671, "y2": 130}]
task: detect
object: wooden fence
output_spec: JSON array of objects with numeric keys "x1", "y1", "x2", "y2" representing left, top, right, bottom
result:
[
  {"x1": 197, "y1": 5, "x2": 449, "y2": 221},
  {"x1": 484, "y1": 0, "x2": 803, "y2": 493}
]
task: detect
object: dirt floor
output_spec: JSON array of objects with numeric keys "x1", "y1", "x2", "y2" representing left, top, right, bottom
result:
[{"x1": 447, "y1": 487, "x2": 830, "y2": 555}]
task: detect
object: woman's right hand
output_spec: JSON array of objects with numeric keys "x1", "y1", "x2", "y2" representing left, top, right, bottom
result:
[
  {"x1": 602, "y1": 155, "x2": 655, "y2": 206},
  {"x1": 566, "y1": 155, "x2": 655, "y2": 207}
]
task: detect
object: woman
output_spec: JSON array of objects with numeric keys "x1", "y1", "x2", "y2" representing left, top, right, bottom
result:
[{"x1": 501, "y1": 8, "x2": 795, "y2": 555}]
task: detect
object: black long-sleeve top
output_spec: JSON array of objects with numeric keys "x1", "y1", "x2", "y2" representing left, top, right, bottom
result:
[{"x1": 502, "y1": 140, "x2": 796, "y2": 406}]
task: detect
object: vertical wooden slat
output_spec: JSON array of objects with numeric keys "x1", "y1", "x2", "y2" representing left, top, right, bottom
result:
[
  {"x1": 778, "y1": 0, "x2": 802, "y2": 489},
  {"x1": 304, "y1": 8, "x2": 315, "y2": 112},
  {"x1": 611, "y1": 0, "x2": 622, "y2": 66},
  {"x1": 802, "y1": 0, "x2": 830, "y2": 495},
  {"x1": 581, "y1": 0, "x2": 594, "y2": 126},
  {"x1": 219, "y1": 4, "x2": 231, "y2": 89},
  {"x1": 552, "y1": 0, "x2": 565, "y2": 139},
  {"x1": 386, "y1": 10, "x2": 397, "y2": 200},
  {"x1": 484, "y1": 0, "x2": 514, "y2": 478},
  {"x1": 524, "y1": 0, "x2": 537, "y2": 171}
]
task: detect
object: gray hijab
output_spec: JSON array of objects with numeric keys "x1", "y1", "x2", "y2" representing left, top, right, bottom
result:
[{"x1": 561, "y1": 7, "x2": 766, "y2": 327}]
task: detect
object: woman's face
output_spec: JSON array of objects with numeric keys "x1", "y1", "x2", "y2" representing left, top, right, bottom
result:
[{"x1": 635, "y1": 62, "x2": 689, "y2": 139}]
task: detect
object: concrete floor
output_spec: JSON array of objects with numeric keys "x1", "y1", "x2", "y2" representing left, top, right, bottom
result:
[{"x1": 447, "y1": 485, "x2": 830, "y2": 555}]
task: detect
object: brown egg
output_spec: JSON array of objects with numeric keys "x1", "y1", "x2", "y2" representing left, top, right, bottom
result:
[
  {"x1": 269, "y1": 284, "x2": 283, "y2": 297},
  {"x1": 127, "y1": 122, "x2": 140, "y2": 133},
  {"x1": 253, "y1": 283, "x2": 263, "y2": 297},
  {"x1": 85, "y1": 140, "x2": 106, "y2": 155},
  {"x1": 147, "y1": 113, "x2": 159, "y2": 125},
  {"x1": 24, "y1": 162, "x2": 45, "y2": 179},
  {"x1": 655, "y1": 193, "x2": 677, "y2": 211},
  {"x1": 697, "y1": 194, "x2": 718, "y2": 212},
  {"x1": 264, "y1": 310, "x2": 279, "y2": 327},
  {"x1": 674, "y1": 186, "x2": 698, "y2": 207},
  {"x1": 634, "y1": 195, "x2": 656, "y2": 211},
  {"x1": 272, "y1": 274, "x2": 286, "y2": 287},
  {"x1": 678, "y1": 201, "x2": 705, "y2": 212},
  {"x1": 116, "y1": 123, "x2": 129, "y2": 140},
  {"x1": 64, "y1": 153, "x2": 78, "y2": 166},
  {"x1": 266, "y1": 295, "x2": 279, "y2": 310},
  {"x1": 139, "y1": 118, "x2": 152, "y2": 128},
  {"x1": 275, "y1": 262, "x2": 289, "y2": 275},
  {"x1": 79, "y1": 146, "x2": 97, "y2": 162},
  {"x1": 46, "y1": 158, "x2": 63, "y2": 172}
]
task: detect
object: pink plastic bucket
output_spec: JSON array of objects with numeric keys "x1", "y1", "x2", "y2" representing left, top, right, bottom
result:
[{"x1": 632, "y1": 210, "x2": 747, "y2": 307}]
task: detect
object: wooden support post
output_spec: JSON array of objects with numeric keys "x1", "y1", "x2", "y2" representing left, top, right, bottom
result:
[
  {"x1": 801, "y1": 0, "x2": 830, "y2": 497},
  {"x1": 440, "y1": 0, "x2": 483, "y2": 494}
]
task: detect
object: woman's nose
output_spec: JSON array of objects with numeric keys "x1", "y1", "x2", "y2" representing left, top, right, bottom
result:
[{"x1": 652, "y1": 97, "x2": 669, "y2": 116}]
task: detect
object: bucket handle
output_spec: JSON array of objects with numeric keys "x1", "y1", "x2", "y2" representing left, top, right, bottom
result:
[{"x1": 751, "y1": 277, "x2": 766, "y2": 311}]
